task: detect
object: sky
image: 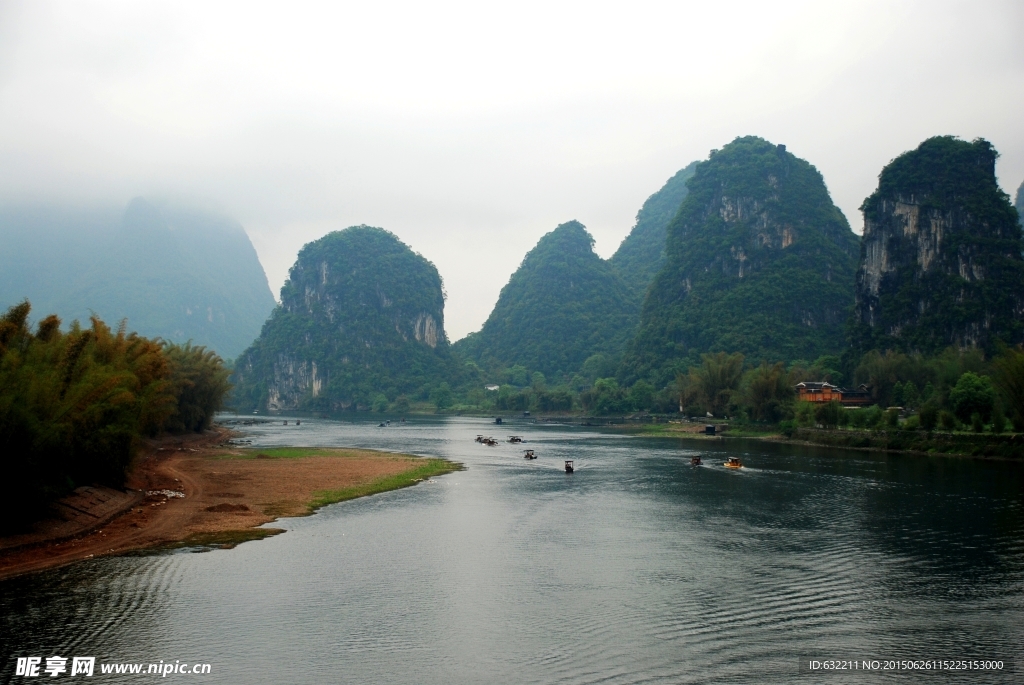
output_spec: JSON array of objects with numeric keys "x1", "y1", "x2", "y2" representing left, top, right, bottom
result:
[{"x1": 1, "y1": 0, "x2": 1022, "y2": 341}]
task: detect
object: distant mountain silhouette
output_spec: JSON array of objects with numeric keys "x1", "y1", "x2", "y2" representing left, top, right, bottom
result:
[{"x1": 0, "y1": 198, "x2": 276, "y2": 358}]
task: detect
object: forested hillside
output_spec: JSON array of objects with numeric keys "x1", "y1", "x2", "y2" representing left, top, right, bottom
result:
[
  {"x1": 232, "y1": 226, "x2": 457, "y2": 412},
  {"x1": 850, "y1": 137, "x2": 1024, "y2": 355},
  {"x1": 455, "y1": 221, "x2": 638, "y2": 379},
  {"x1": 622, "y1": 137, "x2": 860, "y2": 385},
  {"x1": 610, "y1": 161, "x2": 699, "y2": 296},
  {"x1": 0, "y1": 198, "x2": 276, "y2": 359}
]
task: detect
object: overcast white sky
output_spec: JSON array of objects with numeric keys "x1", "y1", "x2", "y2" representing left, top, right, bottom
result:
[{"x1": 1, "y1": 0, "x2": 1022, "y2": 340}]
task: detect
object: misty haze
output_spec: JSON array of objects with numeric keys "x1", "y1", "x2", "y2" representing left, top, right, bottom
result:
[{"x1": 1, "y1": 2, "x2": 1023, "y2": 684}]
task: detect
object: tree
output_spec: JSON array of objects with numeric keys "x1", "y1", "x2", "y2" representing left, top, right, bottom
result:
[
  {"x1": 990, "y1": 347, "x2": 1024, "y2": 430},
  {"x1": 627, "y1": 380, "x2": 655, "y2": 411},
  {"x1": 891, "y1": 381, "x2": 905, "y2": 407},
  {"x1": 742, "y1": 362, "x2": 794, "y2": 422},
  {"x1": 430, "y1": 382, "x2": 453, "y2": 410},
  {"x1": 162, "y1": 342, "x2": 232, "y2": 433},
  {"x1": 902, "y1": 381, "x2": 920, "y2": 408},
  {"x1": 680, "y1": 352, "x2": 745, "y2": 417},
  {"x1": 948, "y1": 372, "x2": 995, "y2": 423}
]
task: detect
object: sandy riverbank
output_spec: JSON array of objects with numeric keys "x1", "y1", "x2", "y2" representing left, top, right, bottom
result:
[{"x1": 0, "y1": 428, "x2": 459, "y2": 580}]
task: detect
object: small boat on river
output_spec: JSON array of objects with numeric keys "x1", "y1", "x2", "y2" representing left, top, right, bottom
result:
[
  {"x1": 524, "y1": 449, "x2": 536, "y2": 459},
  {"x1": 508, "y1": 436, "x2": 523, "y2": 443},
  {"x1": 482, "y1": 437, "x2": 499, "y2": 446},
  {"x1": 691, "y1": 456, "x2": 703, "y2": 466},
  {"x1": 723, "y1": 457, "x2": 743, "y2": 469},
  {"x1": 564, "y1": 460, "x2": 574, "y2": 473}
]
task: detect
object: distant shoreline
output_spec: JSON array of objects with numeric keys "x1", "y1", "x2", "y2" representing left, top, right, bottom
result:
[
  {"x1": 602, "y1": 422, "x2": 1024, "y2": 461},
  {"x1": 0, "y1": 429, "x2": 460, "y2": 581}
]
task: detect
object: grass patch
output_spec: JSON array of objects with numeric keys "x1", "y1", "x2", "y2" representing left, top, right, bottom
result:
[
  {"x1": 132, "y1": 528, "x2": 286, "y2": 555},
  {"x1": 175, "y1": 528, "x2": 284, "y2": 549},
  {"x1": 309, "y1": 458, "x2": 460, "y2": 511}
]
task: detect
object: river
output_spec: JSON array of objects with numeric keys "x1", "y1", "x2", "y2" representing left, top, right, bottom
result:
[{"x1": 2, "y1": 416, "x2": 1023, "y2": 684}]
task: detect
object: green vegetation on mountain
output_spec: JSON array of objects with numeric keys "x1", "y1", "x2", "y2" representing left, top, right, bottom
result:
[
  {"x1": 455, "y1": 221, "x2": 639, "y2": 379},
  {"x1": 0, "y1": 301, "x2": 231, "y2": 530},
  {"x1": 610, "y1": 162, "x2": 699, "y2": 295},
  {"x1": 621, "y1": 137, "x2": 860, "y2": 386},
  {"x1": 232, "y1": 226, "x2": 457, "y2": 412},
  {"x1": 0, "y1": 198, "x2": 276, "y2": 359},
  {"x1": 851, "y1": 137, "x2": 1024, "y2": 356}
]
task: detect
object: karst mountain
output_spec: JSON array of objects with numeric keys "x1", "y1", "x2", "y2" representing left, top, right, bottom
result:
[
  {"x1": 232, "y1": 226, "x2": 456, "y2": 411},
  {"x1": 850, "y1": 136, "x2": 1024, "y2": 355},
  {"x1": 622, "y1": 136, "x2": 860, "y2": 384}
]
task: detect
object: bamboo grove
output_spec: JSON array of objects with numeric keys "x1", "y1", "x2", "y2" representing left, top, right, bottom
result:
[{"x1": 0, "y1": 301, "x2": 231, "y2": 530}]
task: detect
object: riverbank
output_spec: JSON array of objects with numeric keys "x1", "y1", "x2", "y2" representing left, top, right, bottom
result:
[
  {"x1": 0, "y1": 429, "x2": 460, "y2": 580},
  {"x1": 614, "y1": 421, "x2": 1024, "y2": 459}
]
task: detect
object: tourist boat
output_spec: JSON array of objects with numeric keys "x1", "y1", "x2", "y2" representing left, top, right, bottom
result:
[
  {"x1": 483, "y1": 437, "x2": 499, "y2": 446},
  {"x1": 523, "y1": 449, "x2": 536, "y2": 459},
  {"x1": 723, "y1": 457, "x2": 743, "y2": 469},
  {"x1": 691, "y1": 456, "x2": 702, "y2": 466},
  {"x1": 508, "y1": 435, "x2": 523, "y2": 443},
  {"x1": 564, "y1": 460, "x2": 574, "y2": 473},
  {"x1": 475, "y1": 435, "x2": 485, "y2": 443}
]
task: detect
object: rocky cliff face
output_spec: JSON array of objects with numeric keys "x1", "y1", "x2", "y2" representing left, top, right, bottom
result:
[
  {"x1": 622, "y1": 136, "x2": 860, "y2": 383},
  {"x1": 232, "y1": 226, "x2": 454, "y2": 411},
  {"x1": 851, "y1": 137, "x2": 1024, "y2": 354}
]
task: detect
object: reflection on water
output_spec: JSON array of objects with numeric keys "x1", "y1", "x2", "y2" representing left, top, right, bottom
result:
[{"x1": 3, "y1": 416, "x2": 1023, "y2": 684}]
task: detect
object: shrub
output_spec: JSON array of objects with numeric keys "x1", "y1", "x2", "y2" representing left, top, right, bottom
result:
[
  {"x1": 971, "y1": 412, "x2": 984, "y2": 433},
  {"x1": 795, "y1": 401, "x2": 815, "y2": 427},
  {"x1": 939, "y1": 410, "x2": 957, "y2": 431},
  {"x1": 885, "y1": 407, "x2": 900, "y2": 428},
  {"x1": 862, "y1": 405, "x2": 883, "y2": 428},
  {"x1": 814, "y1": 400, "x2": 843, "y2": 429},
  {"x1": 779, "y1": 419, "x2": 796, "y2": 437},
  {"x1": 919, "y1": 403, "x2": 938, "y2": 431},
  {"x1": 847, "y1": 408, "x2": 867, "y2": 428},
  {"x1": 903, "y1": 415, "x2": 920, "y2": 431}
]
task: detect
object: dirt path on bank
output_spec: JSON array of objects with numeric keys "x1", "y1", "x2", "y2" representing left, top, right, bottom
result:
[{"x1": 0, "y1": 429, "x2": 448, "y2": 580}]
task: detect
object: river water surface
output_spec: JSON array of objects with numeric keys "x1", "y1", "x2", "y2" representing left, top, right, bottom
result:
[{"x1": 2, "y1": 416, "x2": 1023, "y2": 684}]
